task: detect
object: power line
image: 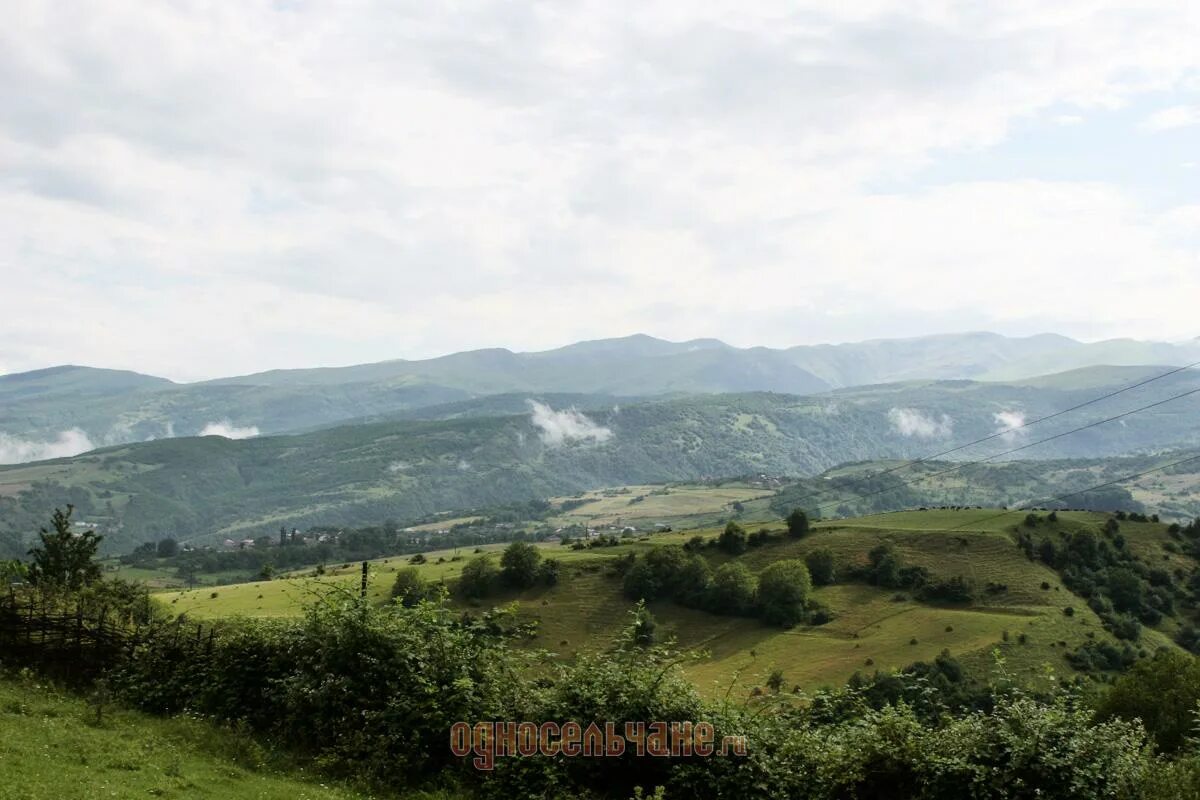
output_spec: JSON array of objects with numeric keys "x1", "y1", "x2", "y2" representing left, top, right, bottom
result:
[
  {"x1": 873, "y1": 360, "x2": 1200, "y2": 476},
  {"x1": 783, "y1": 363, "x2": 1200, "y2": 517},
  {"x1": 941, "y1": 452, "x2": 1200, "y2": 533},
  {"x1": 805, "y1": 383, "x2": 1200, "y2": 516}
]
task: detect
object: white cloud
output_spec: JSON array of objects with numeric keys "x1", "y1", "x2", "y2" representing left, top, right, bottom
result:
[
  {"x1": 528, "y1": 400, "x2": 613, "y2": 447},
  {"x1": 993, "y1": 410, "x2": 1028, "y2": 440},
  {"x1": 0, "y1": 428, "x2": 95, "y2": 464},
  {"x1": 199, "y1": 420, "x2": 260, "y2": 439},
  {"x1": 1, "y1": 2, "x2": 1199, "y2": 377},
  {"x1": 1142, "y1": 105, "x2": 1200, "y2": 131},
  {"x1": 888, "y1": 408, "x2": 953, "y2": 439}
]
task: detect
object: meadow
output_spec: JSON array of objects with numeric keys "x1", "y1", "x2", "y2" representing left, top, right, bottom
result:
[
  {"x1": 0, "y1": 675, "x2": 382, "y2": 800},
  {"x1": 156, "y1": 509, "x2": 1184, "y2": 696}
]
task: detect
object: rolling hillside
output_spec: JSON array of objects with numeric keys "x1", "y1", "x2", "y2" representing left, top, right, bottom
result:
[{"x1": 157, "y1": 509, "x2": 1191, "y2": 696}]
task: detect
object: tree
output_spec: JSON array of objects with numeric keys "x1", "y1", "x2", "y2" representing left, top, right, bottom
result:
[
  {"x1": 676, "y1": 554, "x2": 713, "y2": 606},
  {"x1": 457, "y1": 555, "x2": 498, "y2": 599},
  {"x1": 156, "y1": 538, "x2": 179, "y2": 558},
  {"x1": 805, "y1": 548, "x2": 835, "y2": 586},
  {"x1": 27, "y1": 506, "x2": 102, "y2": 590},
  {"x1": 500, "y1": 541, "x2": 543, "y2": 588},
  {"x1": 708, "y1": 562, "x2": 756, "y2": 614},
  {"x1": 623, "y1": 560, "x2": 661, "y2": 601},
  {"x1": 757, "y1": 559, "x2": 812, "y2": 627},
  {"x1": 391, "y1": 567, "x2": 429, "y2": 607},
  {"x1": 717, "y1": 521, "x2": 747, "y2": 555},
  {"x1": 786, "y1": 509, "x2": 810, "y2": 538},
  {"x1": 1098, "y1": 649, "x2": 1200, "y2": 753},
  {"x1": 868, "y1": 544, "x2": 901, "y2": 588},
  {"x1": 644, "y1": 546, "x2": 690, "y2": 596}
]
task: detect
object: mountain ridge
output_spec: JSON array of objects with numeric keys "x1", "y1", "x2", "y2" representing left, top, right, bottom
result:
[{"x1": 2, "y1": 331, "x2": 1197, "y2": 461}]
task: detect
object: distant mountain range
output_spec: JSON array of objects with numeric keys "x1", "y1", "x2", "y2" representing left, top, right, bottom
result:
[{"x1": 2, "y1": 331, "x2": 1198, "y2": 463}]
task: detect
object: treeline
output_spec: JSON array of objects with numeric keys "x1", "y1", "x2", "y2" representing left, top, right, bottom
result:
[
  {"x1": 614, "y1": 518, "x2": 826, "y2": 627},
  {"x1": 120, "y1": 499, "x2": 563, "y2": 581},
  {"x1": 391, "y1": 541, "x2": 561, "y2": 606}
]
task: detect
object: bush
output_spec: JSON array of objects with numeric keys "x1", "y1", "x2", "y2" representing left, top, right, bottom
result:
[
  {"x1": 114, "y1": 597, "x2": 526, "y2": 786},
  {"x1": 786, "y1": 508, "x2": 810, "y2": 538},
  {"x1": 717, "y1": 521, "x2": 747, "y2": 555},
  {"x1": 805, "y1": 548, "x2": 835, "y2": 586},
  {"x1": 499, "y1": 541, "x2": 542, "y2": 588},
  {"x1": 456, "y1": 555, "x2": 498, "y2": 600},
  {"x1": 757, "y1": 560, "x2": 812, "y2": 628},
  {"x1": 1098, "y1": 649, "x2": 1200, "y2": 754},
  {"x1": 707, "y1": 562, "x2": 756, "y2": 615},
  {"x1": 389, "y1": 567, "x2": 429, "y2": 607}
]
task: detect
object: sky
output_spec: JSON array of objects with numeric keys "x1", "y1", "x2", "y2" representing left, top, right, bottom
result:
[{"x1": 1, "y1": 1, "x2": 1198, "y2": 381}]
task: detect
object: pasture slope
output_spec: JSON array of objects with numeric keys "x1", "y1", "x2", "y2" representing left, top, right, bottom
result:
[
  {"x1": 159, "y1": 509, "x2": 1186, "y2": 696},
  {"x1": 0, "y1": 677, "x2": 381, "y2": 800}
]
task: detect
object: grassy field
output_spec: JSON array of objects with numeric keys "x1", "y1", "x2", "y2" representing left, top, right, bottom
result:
[
  {"x1": 547, "y1": 483, "x2": 773, "y2": 530},
  {"x1": 0, "y1": 675, "x2": 382, "y2": 800},
  {"x1": 155, "y1": 510, "x2": 1187, "y2": 698}
]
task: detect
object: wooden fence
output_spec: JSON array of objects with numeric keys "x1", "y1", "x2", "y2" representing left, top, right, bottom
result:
[{"x1": 0, "y1": 587, "x2": 217, "y2": 683}]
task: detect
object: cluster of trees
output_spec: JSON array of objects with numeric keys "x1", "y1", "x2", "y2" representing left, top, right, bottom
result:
[
  {"x1": 714, "y1": 513, "x2": 811, "y2": 556},
  {"x1": 453, "y1": 541, "x2": 559, "y2": 601},
  {"x1": 841, "y1": 649, "x2": 984, "y2": 717},
  {"x1": 848, "y1": 543, "x2": 976, "y2": 603},
  {"x1": 1018, "y1": 515, "x2": 1183, "y2": 642},
  {"x1": 620, "y1": 544, "x2": 820, "y2": 628},
  {"x1": 119, "y1": 503, "x2": 566, "y2": 584}
]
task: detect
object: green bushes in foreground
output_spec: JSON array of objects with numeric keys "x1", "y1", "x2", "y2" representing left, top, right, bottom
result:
[
  {"x1": 85, "y1": 590, "x2": 1200, "y2": 798},
  {"x1": 9, "y1": 578, "x2": 1200, "y2": 799}
]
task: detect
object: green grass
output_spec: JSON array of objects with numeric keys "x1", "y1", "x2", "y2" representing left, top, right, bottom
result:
[
  {"x1": 154, "y1": 509, "x2": 1189, "y2": 699},
  {"x1": 0, "y1": 675, "x2": 377, "y2": 800}
]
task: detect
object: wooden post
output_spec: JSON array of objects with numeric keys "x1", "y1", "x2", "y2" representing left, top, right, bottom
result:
[{"x1": 360, "y1": 561, "x2": 369, "y2": 598}]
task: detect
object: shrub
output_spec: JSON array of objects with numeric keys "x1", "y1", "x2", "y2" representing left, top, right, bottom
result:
[
  {"x1": 499, "y1": 541, "x2": 542, "y2": 588},
  {"x1": 786, "y1": 508, "x2": 810, "y2": 538},
  {"x1": 456, "y1": 555, "x2": 498, "y2": 600},
  {"x1": 717, "y1": 521, "x2": 747, "y2": 555},
  {"x1": 707, "y1": 562, "x2": 756, "y2": 615},
  {"x1": 756, "y1": 560, "x2": 812, "y2": 628},
  {"x1": 805, "y1": 548, "x2": 835, "y2": 586},
  {"x1": 390, "y1": 567, "x2": 429, "y2": 607}
]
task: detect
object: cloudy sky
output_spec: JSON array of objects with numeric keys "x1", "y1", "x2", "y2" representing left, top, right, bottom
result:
[{"x1": 2, "y1": 1, "x2": 1198, "y2": 381}]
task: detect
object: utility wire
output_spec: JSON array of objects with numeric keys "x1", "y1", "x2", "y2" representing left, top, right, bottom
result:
[
  {"x1": 805, "y1": 384, "x2": 1200, "y2": 517},
  {"x1": 940, "y1": 452, "x2": 1200, "y2": 533},
  {"x1": 782, "y1": 363, "x2": 1200, "y2": 516},
  {"x1": 871, "y1": 360, "x2": 1200, "y2": 476}
]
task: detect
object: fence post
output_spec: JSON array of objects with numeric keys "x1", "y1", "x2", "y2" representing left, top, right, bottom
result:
[{"x1": 361, "y1": 561, "x2": 369, "y2": 598}]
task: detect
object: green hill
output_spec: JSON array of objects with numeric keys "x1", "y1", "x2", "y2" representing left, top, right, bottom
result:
[
  {"x1": 3, "y1": 370, "x2": 1200, "y2": 554},
  {"x1": 157, "y1": 509, "x2": 1194, "y2": 697}
]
